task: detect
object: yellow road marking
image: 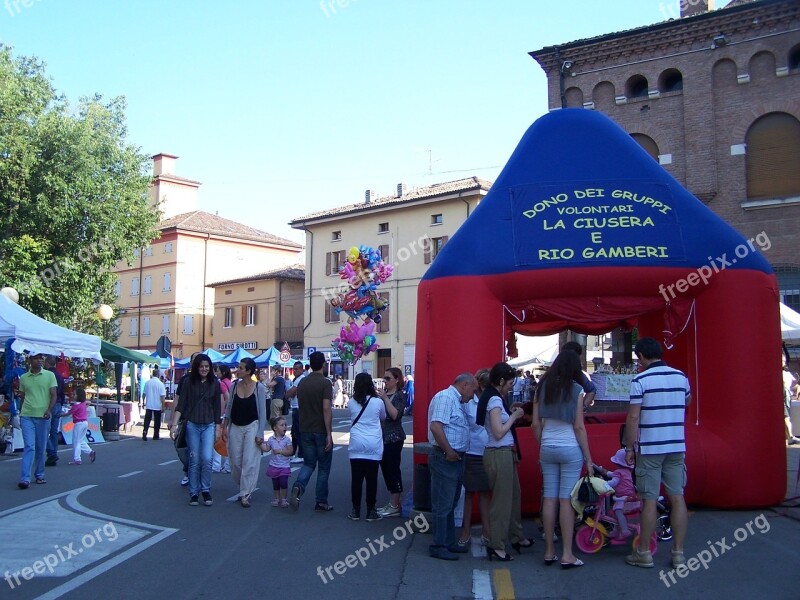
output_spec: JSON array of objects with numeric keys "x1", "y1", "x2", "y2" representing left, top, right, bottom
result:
[{"x1": 492, "y1": 568, "x2": 515, "y2": 600}]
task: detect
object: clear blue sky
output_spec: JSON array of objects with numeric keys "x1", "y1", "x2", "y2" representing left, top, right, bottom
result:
[{"x1": 2, "y1": 0, "x2": 679, "y2": 243}]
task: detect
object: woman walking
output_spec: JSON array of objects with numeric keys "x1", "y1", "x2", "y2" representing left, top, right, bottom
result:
[
  {"x1": 377, "y1": 368, "x2": 406, "y2": 517},
  {"x1": 477, "y1": 362, "x2": 532, "y2": 561},
  {"x1": 212, "y1": 364, "x2": 233, "y2": 473},
  {"x1": 221, "y1": 357, "x2": 268, "y2": 507},
  {"x1": 170, "y1": 354, "x2": 223, "y2": 507},
  {"x1": 532, "y1": 350, "x2": 594, "y2": 569},
  {"x1": 347, "y1": 373, "x2": 398, "y2": 522}
]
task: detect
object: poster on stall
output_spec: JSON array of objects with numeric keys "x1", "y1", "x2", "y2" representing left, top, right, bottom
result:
[{"x1": 60, "y1": 416, "x2": 105, "y2": 444}]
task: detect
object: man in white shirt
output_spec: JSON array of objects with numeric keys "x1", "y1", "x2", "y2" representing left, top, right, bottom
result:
[{"x1": 142, "y1": 367, "x2": 167, "y2": 441}]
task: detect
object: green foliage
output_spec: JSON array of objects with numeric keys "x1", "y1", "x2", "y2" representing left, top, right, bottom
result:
[{"x1": 0, "y1": 47, "x2": 160, "y2": 336}]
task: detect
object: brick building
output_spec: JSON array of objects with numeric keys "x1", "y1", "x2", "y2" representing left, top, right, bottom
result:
[{"x1": 530, "y1": 0, "x2": 800, "y2": 311}]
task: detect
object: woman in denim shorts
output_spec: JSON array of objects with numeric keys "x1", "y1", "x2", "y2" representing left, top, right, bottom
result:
[{"x1": 532, "y1": 350, "x2": 594, "y2": 568}]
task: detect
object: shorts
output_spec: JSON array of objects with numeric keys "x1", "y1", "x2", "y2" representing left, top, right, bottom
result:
[
  {"x1": 462, "y1": 454, "x2": 491, "y2": 492},
  {"x1": 635, "y1": 452, "x2": 687, "y2": 499}
]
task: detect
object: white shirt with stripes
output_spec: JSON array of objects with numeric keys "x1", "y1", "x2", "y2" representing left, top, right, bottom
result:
[{"x1": 629, "y1": 361, "x2": 691, "y2": 455}]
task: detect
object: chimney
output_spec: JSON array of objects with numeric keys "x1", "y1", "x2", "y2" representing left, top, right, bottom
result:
[
  {"x1": 152, "y1": 153, "x2": 179, "y2": 176},
  {"x1": 365, "y1": 189, "x2": 378, "y2": 204},
  {"x1": 396, "y1": 183, "x2": 407, "y2": 198},
  {"x1": 681, "y1": 0, "x2": 713, "y2": 18}
]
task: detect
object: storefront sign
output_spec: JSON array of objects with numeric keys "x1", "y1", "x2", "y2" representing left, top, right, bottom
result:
[{"x1": 218, "y1": 341, "x2": 258, "y2": 351}]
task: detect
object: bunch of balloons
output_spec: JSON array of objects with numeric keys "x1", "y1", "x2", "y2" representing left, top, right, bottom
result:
[{"x1": 330, "y1": 245, "x2": 393, "y2": 364}]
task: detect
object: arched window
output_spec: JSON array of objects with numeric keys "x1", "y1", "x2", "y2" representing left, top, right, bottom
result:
[
  {"x1": 592, "y1": 81, "x2": 615, "y2": 109},
  {"x1": 630, "y1": 133, "x2": 659, "y2": 161},
  {"x1": 658, "y1": 68, "x2": 683, "y2": 92},
  {"x1": 745, "y1": 112, "x2": 800, "y2": 200},
  {"x1": 789, "y1": 44, "x2": 800, "y2": 70},
  {"x1": 565, "y1": 86, "x2": 584, "y2": 108},
  {"x1": 625, "y1": 75, "x2": 648, "y2": 98},
  {"x1": 775, "y1": 265, "x2": 800, "y2": 312}
]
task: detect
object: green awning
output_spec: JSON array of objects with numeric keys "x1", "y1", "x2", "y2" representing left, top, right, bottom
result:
[{"x1": 100, "y1": 340, "x2": 158, "y2": 365}]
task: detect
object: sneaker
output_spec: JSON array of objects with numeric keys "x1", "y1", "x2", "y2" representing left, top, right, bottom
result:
[
  {"x1": 90, "y1": 450, "x2": 96, "y2": 463},
  {"x1": 378, "y1": 502, "x2": 401, "y2": 517},
  {"x1": 348, "y1": 509, "x2": 360, "y2": 521},
  {"x1": 279, "y1": 499, "x2": 290, "y2": 508},
  {"x1": 290, "y1": 457, "x2": 304, "y2": 464},
  {"x1": 45, "y1": 457, "x2": 58, "y2": 466},
  {"x1": 272, "y1": 499, "x2": 281, "y2": 507},
  {"x1": 625, "y1": 548, "x2": 654, "y2": 568},
  {"x1": 671, "y1": 550, "x2": 687, "y2": 568},
  {"x1": 18, "y1": 481, "x2": 29, "y2": 489},
  {"x1": 289, "y1": 485, "x2": 302, "y2": 511},
  {"x1": 788, "y1": 437, "x2": 800, "y2": 446},
  {"x1": 189, "y1": 495, "x2": 199, "y2": 506},
  {"x1": 314, "y1": 502, "x2": 334, "y2": 512},
  {"x1": 180, "y1": 476, "x2": 189, "y2": 487},
  {"x1": 201, "y1": 492, "x2": 213, "y2": 506},
  {"x1": 35, "y1": 477, "x2": 46, "y2": 484},
  {"x1": 365, "y1": 509, "x2": 382, "y2": 522}
]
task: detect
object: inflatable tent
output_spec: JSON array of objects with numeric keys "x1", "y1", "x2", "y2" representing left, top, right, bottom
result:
[{"x1": 414, "y1": 109, "x2": 784, "y2": 509}]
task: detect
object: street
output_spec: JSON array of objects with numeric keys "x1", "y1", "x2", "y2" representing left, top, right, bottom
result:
[{"x1": 1, "y1": 411, "x2": 799, "y2": 600}]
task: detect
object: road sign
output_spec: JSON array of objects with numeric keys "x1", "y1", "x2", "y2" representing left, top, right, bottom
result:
[
  {"x1": 279, "y1": 350, "x2": 291, "y2": 363},
  {"x1": 156, "y1": 336, "x2": 171, "y2": 358},
  {"x1": 281, "y1": 341, "x2": 290, "y2": 352},
  {"x1": 307, "y1": 346, "x2": 317, "y2": 357}
]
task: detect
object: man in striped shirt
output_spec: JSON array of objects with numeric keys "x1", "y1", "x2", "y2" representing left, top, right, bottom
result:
[{"x1": 624, "y1": 337, "x2": 691, "y2": 570}]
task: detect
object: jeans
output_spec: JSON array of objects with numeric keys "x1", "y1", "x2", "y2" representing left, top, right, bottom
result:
[
  {"x1": 291, "y1": 408, "x2": 303, "y2": 458},
  {"x1": 47, "y1": 404, "x2": 63, "y2": 460},
  {"x1": 20, "y1": 416, "x2": 50, "y2": 483},
  {"x1": 380, "y1": 440, "x2": 404, "y2": 494},
  {"x1": 185, "y1": 422, "x2": 215, "y2": 495},
  {"x1": 293, "y1": 432, "x2": 332, "y2": 504},
  {"x1": 428, "y1": 449, "x2": 465, "y2": 549}
]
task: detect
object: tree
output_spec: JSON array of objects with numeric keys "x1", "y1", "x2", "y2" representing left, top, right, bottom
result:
[{"x1": 0, "y1": 47, "x2": 160, "y2": 337}]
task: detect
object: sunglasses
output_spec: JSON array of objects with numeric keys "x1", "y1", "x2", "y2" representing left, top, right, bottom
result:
[{"x1": 383, "y1": 376, "x2": 393, "y2": 381}]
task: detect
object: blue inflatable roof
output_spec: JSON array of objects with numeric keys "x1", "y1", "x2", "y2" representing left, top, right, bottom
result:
[{"x1": 424, "y1": 109, "x2": 772, "y2": 280}]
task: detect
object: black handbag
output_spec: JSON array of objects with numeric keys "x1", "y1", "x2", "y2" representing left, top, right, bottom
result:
[{"x1": 577, "y1": 475, "x2": 598, "y2": 503}]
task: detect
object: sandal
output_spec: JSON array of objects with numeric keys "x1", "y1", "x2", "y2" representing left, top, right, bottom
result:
[{"x1": 240, "y1": 495, "x2": 251, "y2": 508}]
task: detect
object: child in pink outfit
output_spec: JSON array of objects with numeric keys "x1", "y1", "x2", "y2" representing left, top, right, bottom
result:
[
  {"x1": 68, "y1": 388, "x2": 96, "y2": 465},
  {"x1": 595, "y1": 448, "x2": 636, "y2": 538}
]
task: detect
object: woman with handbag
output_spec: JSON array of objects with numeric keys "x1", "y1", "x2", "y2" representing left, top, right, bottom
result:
[
  {"x1": 532, "y1": 350, "x2": 594, "y2": 569},
  {"x1": 170, "y1": 353, "x2": 223, "y2": 507},
  {"x1": 221, "y1": 357, "x2": 268, "y2": 508},
  {"x1": 376, "y1": 367, "x2": 407, "y2": 517},
  {"x1": 347, "y1": 373, "x2": 398, "y2": 522},
  {"x1": 477, "y1": 362, "x2": 532, "y2": 562}
]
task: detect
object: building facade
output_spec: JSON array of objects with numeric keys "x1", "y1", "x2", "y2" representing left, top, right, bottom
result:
[
  {"x1": 290, "y1": 179, "x2": 490, "y2": 378},
  {"x1": 112, "y1": 156, "x2": 304, "y2": 358},
  {"x1": 529, "y1": 0, "x2": 800, "y2": 311},
  {"x1": 208, "y1": 266, "x2": 305, "y2": 355}
]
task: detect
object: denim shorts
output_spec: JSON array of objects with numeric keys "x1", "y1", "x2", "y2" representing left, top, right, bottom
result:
[{"x1": 539, "y1": 445, "x2": 583, "y2": 499}]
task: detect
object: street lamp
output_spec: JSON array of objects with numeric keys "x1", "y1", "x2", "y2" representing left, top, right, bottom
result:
[
  {"x1": 1, "y1": 287, "x2": 19, "y2": 303},
  {"x1": 97, "y1": 304, "x2": 113, "y2": 341}
]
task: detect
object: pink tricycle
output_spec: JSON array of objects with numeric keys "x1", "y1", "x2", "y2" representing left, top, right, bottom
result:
[{"x1": 574, "y1": 492, "x2": 658, "y2": 555}]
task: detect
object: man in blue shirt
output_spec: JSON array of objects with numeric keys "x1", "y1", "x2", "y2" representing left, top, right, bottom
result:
[{"x1": 44, "y1": 356, "x2": 66, "y2": 466}]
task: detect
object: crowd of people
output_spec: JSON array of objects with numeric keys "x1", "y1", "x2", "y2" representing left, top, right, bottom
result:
[{"x1": 426, "y1": 337, "x2": 691, "y2": 572}]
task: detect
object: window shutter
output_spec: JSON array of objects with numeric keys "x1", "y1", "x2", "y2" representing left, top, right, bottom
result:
[
  {"x1": 252, "y1": 305, "x2": 257, "y2": 325},
  {"x1": 241, "y1": 305, "x2": 246, "y2": 326},
  {"x1": 379, "y1": 244, "x2": 389, "y2": 262},
  {"x1": 378, "y1": 292, "x2": 390, "y2": 333},
  {"x1": 746, "y1": 112, "x2": 800, "y2": 200},
  {"x1": 441, "y1": 235, "x2": 449, "y2": 246},
  {"x1": 326, "y1": 252, "x2": 332, "y2": 276},
  {"x1": 423, "y1": 237, "x2": 431, "y2": 264}
]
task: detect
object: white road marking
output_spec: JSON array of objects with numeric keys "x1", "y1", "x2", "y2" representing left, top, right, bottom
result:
[
  {"x1": 0, "y1": 486, "x2": 176, "y2": 599},
  {"x1": 226, "y1": 489, "x2": 261, "y2": 502},
  {"x1": 117, "y1": 471, "x2": 143, "y2": 478},
  {"x1": 472, "y1": 569, "x2": 493, "y2": 600},
  {"x1": 158, "y1": 460, "x2": 178, "y2": 466},
  {"x1": 471, "y1": 536, "x2": 484, "y2": 557}
]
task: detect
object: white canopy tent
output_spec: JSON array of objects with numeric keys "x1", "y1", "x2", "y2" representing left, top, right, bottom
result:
[
  {"x1": 0, "y1": 292, "x2": 103, "y2": 361},
  {"x1": 781, "y1": 302, "x2": 800, "y2": 343}
]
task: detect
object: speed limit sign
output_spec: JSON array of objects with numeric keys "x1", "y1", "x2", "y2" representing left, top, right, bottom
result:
[{"x1": 279, "y1": 350, "x2": 291, "y2": 363}]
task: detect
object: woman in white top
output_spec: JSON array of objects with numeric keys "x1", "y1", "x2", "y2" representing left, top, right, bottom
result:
[
  {"x1": 477, "y1": 362, "x2": 531, "y2": 561},
  {"x1": 532, "y1": 350, "x2": 594, "y2": 569},
  {"x1": 347, "y1": 373, "x2": 397, "y2": 522}
]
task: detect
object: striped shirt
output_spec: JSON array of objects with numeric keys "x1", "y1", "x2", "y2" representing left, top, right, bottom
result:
[
  {"x1": 629, "y1": 361, "x2": 691, "y2": 455},
  {"x1": 428, "y1": 385, "x2": 470, "y2": 453}
]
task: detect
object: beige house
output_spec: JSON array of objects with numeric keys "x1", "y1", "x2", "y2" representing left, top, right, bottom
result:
[
  {"x1": 112, "y1": 155, "x2": 304, "y2": 359},
  {"x1": 290, "y1": 178, "x2": 490, "y2": 378},
  {"x1": 208, "y1": 266, "x2": 305, "y2": 355}
]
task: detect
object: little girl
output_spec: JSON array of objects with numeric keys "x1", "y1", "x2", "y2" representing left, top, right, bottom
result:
[
  {"x1": 594, "y1": 448, "x2": 636, "y2": 539},
  {"x1": 68, "y1": 388, "x2": 96, "y2": 465},
  {"x1": 260, "y1": 417, "x2": 293, "y2": 507}
]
